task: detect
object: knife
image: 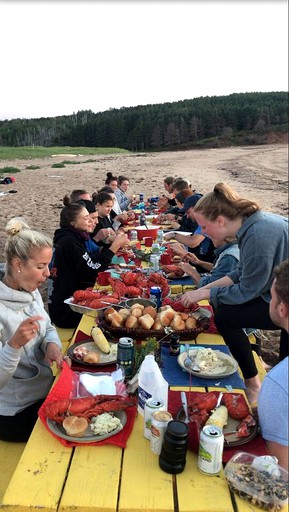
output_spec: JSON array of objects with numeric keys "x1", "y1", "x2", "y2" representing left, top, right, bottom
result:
[{"x1": 181, "y1": 391, "x2": 189, "y2": 423}]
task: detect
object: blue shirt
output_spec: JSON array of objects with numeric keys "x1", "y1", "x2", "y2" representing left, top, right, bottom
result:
[{"x1": 258, "y1": 357, "x2": 288, "y2": 446}]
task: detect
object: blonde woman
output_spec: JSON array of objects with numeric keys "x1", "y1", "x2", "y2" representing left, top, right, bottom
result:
[{"x1": 0, "y1": 218, "x2": 63, "y2": 441}]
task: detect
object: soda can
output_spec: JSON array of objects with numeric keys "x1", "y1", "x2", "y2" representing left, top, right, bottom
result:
[
  {"x1": 198, "y1": 425, "x2": 224, "y2": 475},
  {"x1": 149, "y1": 285, "x2": 162, "y2": 308},
  {"x1": 139, "y1": 193, "x2": 144, "y2": 202},
  {"x1": 117, "y1": 337, "x2": 134, "y2": 378},
  {"x1": 143, "y1": 398, "x2": 165, "y2": 440},
  {"x1": 150, "y1": 411, "x2": 172, "y2": 455}
]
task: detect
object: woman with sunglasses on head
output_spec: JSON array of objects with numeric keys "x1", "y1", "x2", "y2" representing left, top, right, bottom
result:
[
  {"x1": 0, "y1": 217, "x2": 63, "y2": 441},
  {"x1": 48, "y1": 197, "x2": 128, "y2": 328},
  {"x1": 181, "y1": 182, "x2": 288, "y2": 405}
]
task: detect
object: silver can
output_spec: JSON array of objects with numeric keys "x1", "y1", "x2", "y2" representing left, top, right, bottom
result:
[
  {"x1": 150, "y1": 411, "x2": 172, "y2": 455},
  {"x1": 144, "y1": 398, "x2": 165, "y2": 440},
  {"x1": 198, "y1": 425, "x2": 224, "y2": 475}
]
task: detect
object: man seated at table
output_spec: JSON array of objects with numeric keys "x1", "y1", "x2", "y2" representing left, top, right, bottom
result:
[{"x1": 258, "y1": 259, "x2": 289, "y2": 470}]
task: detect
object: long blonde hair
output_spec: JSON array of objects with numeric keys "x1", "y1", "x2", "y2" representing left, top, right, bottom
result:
[
  {"x1": 193, "y1": 182, "x2": 260, "y2": 220},
  {"x1": 4, "y1": 217, "x2": 52, "y2": 275}
]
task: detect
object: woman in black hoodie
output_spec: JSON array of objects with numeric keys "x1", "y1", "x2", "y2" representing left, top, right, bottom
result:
[{"x1": 48, "y1": 199, "x2": 128, "y2": 328}]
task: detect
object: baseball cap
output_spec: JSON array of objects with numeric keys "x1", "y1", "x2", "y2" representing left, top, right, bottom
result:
[{"x1": 183, "y1": 194, "x2": 203, "y2": 212}]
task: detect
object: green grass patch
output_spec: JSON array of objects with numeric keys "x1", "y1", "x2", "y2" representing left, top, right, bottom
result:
[
  {"x1": 26, "y1": 165, "x2": 41, "y2": 170},
  {"x1": 61, "y1": 160, "x2": 79, "y2": 165},
  {"x1": 82, "y1": 159, "x2": 98, "y2": 163},
  {"x1": 51, "y1": 163, "x2": 66, "y2": 168},
  {"x1": 0, "y1": 166, "x2": 21, "y2": 174},
  {"x1": 0, "y1": 146, "x2": 129, "y2": 160}
]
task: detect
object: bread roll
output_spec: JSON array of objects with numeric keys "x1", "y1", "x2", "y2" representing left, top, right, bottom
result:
[
  {"x1": 83, "y1": 351, "x2": 100, "y2": 364},
  {"x1": 130, "y1": 303, "x2": 145, "y2": 311},
  {"x1": 125, "y1": 315, "x2": 139, "y2": 329},
  {"x1": 180, "y1": 312, "x2": 189, "y2": 321},
  {"x1": 109, "y1": 311, "x2": 124, "y2": 327},
  {"x1": 62, "y1": 416, "x2": 88, "y2": 437},
  {"x1": 143, "y1": 306, "x2": 157, "y2": 319},
  {"x1": 185, "y1": 317, "x2": 197, "y2": 329},
  {"x1": 131, "y1": 307, "x2": 143, "y2": 318},
  {"x1": 159, "y1": 309, "x2": 175, "y2": 327},
  {"x1": 138, "y1": 314, "x2": 155, "y2": 330},
  {"x1": 105, "y1": 307, "x2": 117, "y2": 319},
  {"x1": 170, "y1": 315, "x2": 184, "y2": 330},
  {"x1": 152, "y1": 318, "x2": 163, "y2": 330},
  {"x1": 118, "y1": 308, "x2": 130, "y2": 319}
]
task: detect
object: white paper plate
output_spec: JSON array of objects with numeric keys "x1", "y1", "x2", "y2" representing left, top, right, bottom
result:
[{"x1": 178, "y1": 348, "x2": 238, "y2": 378}]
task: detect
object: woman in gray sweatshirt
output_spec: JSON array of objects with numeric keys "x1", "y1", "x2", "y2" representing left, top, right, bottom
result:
[
  {"x1": 181, "y1": 182, "x2": 288, "y2": 406},
  {"x1": 0, "y1": 217, "x2": 63, "y2": 441}
]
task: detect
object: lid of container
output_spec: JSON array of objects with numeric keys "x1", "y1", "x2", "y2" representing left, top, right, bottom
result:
[{"x1": 166, "y1": 420, "x2": 188, "y2": 437}]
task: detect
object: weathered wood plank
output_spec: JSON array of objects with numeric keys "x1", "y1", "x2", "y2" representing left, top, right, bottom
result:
[{"x1": 1, "y1": 420, "x2": 72, "y2": 512}]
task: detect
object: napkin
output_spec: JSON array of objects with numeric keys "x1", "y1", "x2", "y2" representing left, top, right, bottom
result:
[{"x1": 79, "y1": 369, "x2": 123, "y2": 395}]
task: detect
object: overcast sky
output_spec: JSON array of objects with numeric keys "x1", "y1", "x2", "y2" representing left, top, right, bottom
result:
[{"x1": 0, "y1": 0, "x2": 288, "y2": 121}]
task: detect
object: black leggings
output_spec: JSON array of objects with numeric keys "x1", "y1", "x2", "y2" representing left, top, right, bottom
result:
[
  {"x1": 0, "y1": 399, "x2": 45, "y2": 442},
  {"x1": 214, "y1": 297, "x2": 288, "y2": 380}
]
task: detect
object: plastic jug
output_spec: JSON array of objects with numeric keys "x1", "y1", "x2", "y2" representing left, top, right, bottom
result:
[{"x1": 138, "y1": 354, "x2": 168, "y2": 415}]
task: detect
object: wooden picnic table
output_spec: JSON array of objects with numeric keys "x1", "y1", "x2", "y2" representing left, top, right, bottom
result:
[{"x1": 2, "y1": 305, "x2": 275, "y2": 512}]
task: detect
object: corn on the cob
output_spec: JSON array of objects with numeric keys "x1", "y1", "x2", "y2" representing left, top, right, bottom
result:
[
  {"x1": 206, "y1": 405, "x2": 228, "y2": 429},
  {"x1": 91, "y1": 326, "x2": 110, "y2": 354}
]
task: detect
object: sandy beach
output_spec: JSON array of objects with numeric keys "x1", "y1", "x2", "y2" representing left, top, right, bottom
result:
[{"x1": 0, "y1": 143, "x2": 288, "y2": 253}]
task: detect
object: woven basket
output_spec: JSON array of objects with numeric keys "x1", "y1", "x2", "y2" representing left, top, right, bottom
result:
[{"x1": 100, "y1": 317, "x2": 209, "y2": 341}]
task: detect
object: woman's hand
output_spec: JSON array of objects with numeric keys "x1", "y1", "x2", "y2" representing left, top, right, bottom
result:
[
  {"x1": 111, "y1": 232, "x2": 129, "y2": 252},
  {"x1": 94, "y1": 228, "x2": 113, "y2": 242},
  {"x1": 115, "y1": 213, "x2": 128, "y2": 223},
  {"x1": 181, "y1": 288, "x2": 210, "y2": 307},
  {"x1": 182, "y1": 252, "x2": 200, "y2": 264},
  {"x1": 169, "y1": 241, "x2": 187, "y2": 257},
  {"x1": 8, "y1": 315, "x2": 43, "y2": 349},
  {"x1": 45, "y1": 342, "x2": 64, "y2": 369}
]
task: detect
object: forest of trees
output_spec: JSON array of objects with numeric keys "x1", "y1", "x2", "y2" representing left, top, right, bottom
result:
[{"x1": 0, "y1": 92, "x2": 287, "y2": 151}]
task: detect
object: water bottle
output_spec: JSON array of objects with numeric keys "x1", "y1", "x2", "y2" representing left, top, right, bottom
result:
[
  {"x1": 140, "y1": 212, "x2": 146, "y2": 226},
  {"x1": 157, "y1": 229, "x2": 164, "y2": 243},
  {"x1": 138, "y1": 354, "x2": 168, "y2": 416},
  {"x1": 130, "y1": 229, "x2": 138, "y2": 241}
]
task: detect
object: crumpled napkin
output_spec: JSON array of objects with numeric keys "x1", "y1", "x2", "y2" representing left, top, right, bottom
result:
[{"x1": 79, "y1": 368, "x2": 123, "y2": 395}]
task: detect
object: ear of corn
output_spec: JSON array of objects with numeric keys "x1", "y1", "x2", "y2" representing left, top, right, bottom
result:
[
  {"x1": 91, "y1": 326, "x2": 111, "y2": 354},
  {"x1": 206, "y1": 405, "x2": 228, "y2": 429}
]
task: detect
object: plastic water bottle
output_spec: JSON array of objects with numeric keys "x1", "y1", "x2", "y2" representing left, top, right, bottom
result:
[
  {"x1": 157, "y1": 229, "x2": 164, "y2": 243},
  {"x1": 138, "y1": 354, "x2": 168, "y2": 416}
]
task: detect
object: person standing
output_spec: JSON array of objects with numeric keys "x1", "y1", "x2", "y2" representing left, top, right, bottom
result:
[{"x1": 258, "y1": 260, "x2": 289, "y2": 469}]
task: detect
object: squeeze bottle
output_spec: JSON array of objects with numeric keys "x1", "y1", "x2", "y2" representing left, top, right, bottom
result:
[{"x1": 138, "y1": 354, "x2": 168, "y2": 415}]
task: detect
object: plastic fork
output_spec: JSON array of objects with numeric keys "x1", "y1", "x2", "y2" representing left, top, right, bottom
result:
[{"x1": 183, "y1": 344, "x2": 200, "y2": 372}]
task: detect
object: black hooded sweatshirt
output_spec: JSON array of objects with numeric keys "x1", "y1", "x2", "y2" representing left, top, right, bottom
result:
[{"x1": 48, "y1": 227, "x2": 114, "y2": 328}]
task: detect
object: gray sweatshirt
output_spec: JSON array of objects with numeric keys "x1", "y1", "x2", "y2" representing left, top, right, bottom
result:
[
  {"x1": 0, "y1": 274, "x2": 61, "y2": 415},
  {"x1": 210, "y1": 211, "x2": 289, "y2": 308}
]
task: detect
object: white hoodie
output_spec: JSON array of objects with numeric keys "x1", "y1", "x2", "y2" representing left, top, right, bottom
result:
[{"x1": 0, "y1": 274, "x2": 61, "y2": 415}]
